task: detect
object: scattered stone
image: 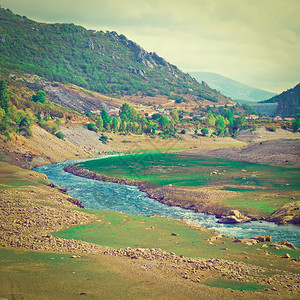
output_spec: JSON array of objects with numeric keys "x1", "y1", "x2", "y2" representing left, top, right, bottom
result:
[
  {"x1": 218, "y1": 210, "x2": 251, "y2": 224},
  {"x1": 250, "y1": 234, "x2": 272, "y2": 243},
  {"x1": 171, "y1": 232, "x2": 180, "y2": 236},
  {"x1": 283, "y1": 253, "x2": 291, "y2": 259}
]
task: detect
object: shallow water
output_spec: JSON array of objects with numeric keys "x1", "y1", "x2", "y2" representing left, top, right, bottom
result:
[{"x1": 34, "y1": 156, "x2": 300, "y2": 247}]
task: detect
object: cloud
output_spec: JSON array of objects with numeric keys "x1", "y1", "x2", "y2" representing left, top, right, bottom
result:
[{"x1": 1, "y1": 0, "x2": 299, "y2": 92}]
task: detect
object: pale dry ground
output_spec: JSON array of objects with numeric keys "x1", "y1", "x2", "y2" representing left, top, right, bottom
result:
[
  {"x1": 61, "y1": 125, "x2": 246, "y2": 154},
  {"x1": 237, "y1": 127, "x2": 300, "y2": 143},
  {"x1": 0, "y1": 125, "x2": 88, "y2": 169}
]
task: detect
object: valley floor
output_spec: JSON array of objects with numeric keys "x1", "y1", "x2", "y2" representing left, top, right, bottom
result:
[{"x1": 0, "y1": 124, "x2": 300, "y2": 299}]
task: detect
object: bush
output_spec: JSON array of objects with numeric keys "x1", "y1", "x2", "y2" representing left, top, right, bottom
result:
[
  {"x1": 99, "y1": 134, "x2": 108, "y2": 144},
  {"x1": 180, "y1": 129, "x2": 186, "y2": 134},
  {"x1": 86, "y1": 122, "x2": 98, "y2": 133},
  {"x1": 55, "y1": 131, "x2": 65, "y2": 140},
  {"x1": 201, "y1": 127, "x2": 209, "y2": 136},
  {"x1": 266, "y1": 126, "x2": 276, "y2": 132}
]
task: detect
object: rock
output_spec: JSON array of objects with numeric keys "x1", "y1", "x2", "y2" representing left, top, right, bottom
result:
[
  {"x1": 171, "y1": 232, "x2": 180, "y2": 236},
  {"x1": 267, "y1": 202, "x2": 300, "y2": 225},
  {"x1": 250, "y1": 234, "x2": 272, "y2": 243},
  {"x1": 270, "y1": 240, "x2": 297, "y2": 250},
  {"x1": 218, "y1": 210, "x2": 251, "y2": 224},
  {"x1": 282, "y1": 253, "x2": 291, "y2": 258}
]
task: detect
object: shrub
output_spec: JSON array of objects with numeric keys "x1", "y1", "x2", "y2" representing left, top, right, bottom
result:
[
  {"x1": 99, "y1": 134, "x2": 108, "y2": 144},
  {"x1": 55, "y1": 131, "x2": 65, "y2": 140},
  {"x1": 201, "y1": 127, "x2": 209, "y2": 136},
  {"x1": 86, "y1": 122, "x2": 98, "y2": 133},
  {"x1": 180, "y1": 129, "x2": 186, "y2": 134},
  {"x1": 266, "y1": 126, "x2": 276, "y2": 132}
]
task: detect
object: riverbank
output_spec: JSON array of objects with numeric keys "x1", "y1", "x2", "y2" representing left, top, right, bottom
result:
[
  {"x1": 1, "y1": 155, "x2": 300, "y2": 298},
  {"x1": 63, "y1": 156, "x2": 300, "y2": 226}
]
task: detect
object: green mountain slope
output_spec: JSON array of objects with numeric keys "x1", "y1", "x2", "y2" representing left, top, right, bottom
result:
[
  {"x1": 189, "y1": 72, "x2": 276, "y2": 102},
  {"x1": 0, "y1": 8, "x2": 226, "y2": 103}
]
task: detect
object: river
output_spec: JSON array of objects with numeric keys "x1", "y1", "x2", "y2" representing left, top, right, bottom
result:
[{"x1": 34, "y1": 156, "x2": 300, "y2": 247}]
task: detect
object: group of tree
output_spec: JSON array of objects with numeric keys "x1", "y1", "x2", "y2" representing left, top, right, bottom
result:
[
  {"x1": 0, "y1": 78, "x2": 66, "y2": 140},
  {"x1": 85, "y1": 103, "x2": 180, "y2": 138}
]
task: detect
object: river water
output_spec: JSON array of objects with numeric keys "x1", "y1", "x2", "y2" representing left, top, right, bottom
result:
[{"x1": 34, "y1": 156, "x2": 300, "y2": 247}]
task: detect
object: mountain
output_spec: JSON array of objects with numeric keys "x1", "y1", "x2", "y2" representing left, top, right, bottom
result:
[
  {"x1": 189, "y1": 72, "x2": 277, "y2": 102},
  {"x1": 0, "y1": 8, "x2": 229, "y2": 105},
  {"x1": 264, "y1": 84, "x2": 300, "y2": 117}
]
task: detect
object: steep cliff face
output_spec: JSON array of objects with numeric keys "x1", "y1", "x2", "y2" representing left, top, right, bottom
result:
[{"x1": 275, "y1": 84, "x2": 300, "y2": 117}]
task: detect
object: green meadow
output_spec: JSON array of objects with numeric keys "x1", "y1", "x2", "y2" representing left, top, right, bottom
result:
[
  {"x1": 78, "y1": 153, "x2": 300, "y2": 190},
  {"x1": 77, "y1": 153, "x2": 300, "y2": 215},
  {"x1": 55, "y1": 209, "x2": 300, "y2": 271}
]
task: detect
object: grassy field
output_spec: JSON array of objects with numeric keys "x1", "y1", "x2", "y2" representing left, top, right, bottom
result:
[
  {"x1": 55, "y1": 209, "x2": 300, "y2": 272},
  {"x1": 76, "y1": 153, "x2": 300, "y2": 215},
  {"x1": 0, "y1": 248, "x2": 212, "y2": 300},
  {"x1": 0, "y1": 161, "x2": 48, "y2": 188}
]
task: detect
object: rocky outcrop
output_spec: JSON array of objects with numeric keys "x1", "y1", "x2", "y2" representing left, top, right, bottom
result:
[
  {"x1": 218, "y1": 210, "x2": 251, "y2": 224},
  {"x1": 267, "y1": 202, "x2": 300, "y2": 225}
]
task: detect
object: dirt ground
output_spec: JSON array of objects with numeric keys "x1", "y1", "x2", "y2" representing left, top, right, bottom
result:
[
  {"x1": 182, "y1": 139, "x2": 300, "y2": 167},
  {"x1": 60, "y1": 124, "x2": 246, "y2": 154}
]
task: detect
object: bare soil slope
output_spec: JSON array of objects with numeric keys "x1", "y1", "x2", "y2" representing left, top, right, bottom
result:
[{"x1": 0, "y1": 125, "x2": 88, "y2": 169}]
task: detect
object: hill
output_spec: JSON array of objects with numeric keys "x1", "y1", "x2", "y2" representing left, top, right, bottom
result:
[
  {"x1": 260, "y1": 84, "x2": 300, "y2": 117},
  {"x1": 189, "y1": 72, "x2": 276, "y2": 102},
  {"x1": 0, "y1": 8, "x2": 229, "y2": 105}
]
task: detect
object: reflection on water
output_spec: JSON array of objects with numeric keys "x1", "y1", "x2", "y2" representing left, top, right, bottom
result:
[{"x1": 34, "y1": 156, "x2": 300, "y2": 247}]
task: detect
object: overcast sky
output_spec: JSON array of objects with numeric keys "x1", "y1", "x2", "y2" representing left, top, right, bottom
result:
[{"x1": 1, "y1": 0, "x2": 299, "y2": 93}]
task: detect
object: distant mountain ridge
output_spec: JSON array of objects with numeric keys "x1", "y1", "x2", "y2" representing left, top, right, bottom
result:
[
  {"x1": 189, "y1": 72, "x2": 277, "y2": 102},
  {"x1": 0, "y1": 8, "x2": 228, "y2": 104}
]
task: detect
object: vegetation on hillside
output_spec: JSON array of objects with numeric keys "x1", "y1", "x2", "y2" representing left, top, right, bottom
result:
[
  {"x1": 0, "y1": 76, "x2": 78, "y2": 139},
  {"x1": 0, "y1": 8, "x2": 226, "y2": 102}
]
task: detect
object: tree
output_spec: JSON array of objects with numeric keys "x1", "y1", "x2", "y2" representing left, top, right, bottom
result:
[
  {"x1": 292, "y1": 114, "x2": 300, "y2": 132},
  {"x1": 32, "y1": 90, "x2": 46, "y2": 104},
  {"x1": 119, "y1": 103, "x2": 132, "y2": 121},
  {"x1": 201, "y1": 128, "x2": 209, "y2": 136},
  {"x1": 158, "y1": 115, "x2": 169, "y2": 130},
  {"x1": 170, "y1": 109, "x2": 179, "y2": 123},
  {"x1": 96, "y1": 115, "x2": 103, "y2": 130},
  {"x1": 205, "y1": 111, "x2": 215, "y2": 127},
  {"x1": 101, "y1": 108, "x2": 111, "y2": 129},
  {"x1": 0, "y1": 79, "x2": 10, "y2": 114}
]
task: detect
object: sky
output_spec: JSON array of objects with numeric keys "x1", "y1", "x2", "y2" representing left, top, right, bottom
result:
[{"x1": 1, "y1": 0, "x2": 299, "y2": 93}]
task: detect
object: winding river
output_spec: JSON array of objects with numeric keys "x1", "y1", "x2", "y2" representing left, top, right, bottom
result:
[{"x1": 34, "y1": 156, "x2": 300, "y2": 247}]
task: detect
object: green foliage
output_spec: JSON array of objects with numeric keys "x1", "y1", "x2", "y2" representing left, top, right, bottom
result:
[
  {"x1": 151, "y1": 113, "x2": 161, "y2": 120},
  {"x1": 55, "y1": 131, "x2": 65, "y2": 140},
  {"x1": 158, "y1": 115, "x2": 169, "y2": 130},
  {"x1": 0, "y1": 79, "x2": 10, "y2": 114},
  {"x1": 119, "y1": 103, "x2": 132, "y2": 121},
  {"x1": 31, "y1": 90, "x2": 46, "y2": 104},
  {"x1": 201, "y1": 127, "x2": 209, "y2": 136},
  {"x1": 101, "y1": 108, "x2": 111, "y2": 129},
  {"x1": 0, "y1": 8, "x2": 226, "y2": 102},
  {"x1": 99, "y1": 134, "x2": 108, "y2": 144},
  {"x1": 205, "y1": 111, "x2": 215, "y2": 126},
  {"x1": 266, "y1": 126, "x2": 276, "y2": 132},
  {"x1": 292, "y1": 114, "x2": 300, "y2": 132},
  {"x1": 86, "y1": 122, "x2": 98, "y2": 133}
]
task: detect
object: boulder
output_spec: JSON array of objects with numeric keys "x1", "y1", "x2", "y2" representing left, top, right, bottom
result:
[
  {"x1": 218, "y1": 210, "x2": 251, "y2": 224},
  {"x1": 250, "y1": 234, "x2": 273, "y2": 242}
]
